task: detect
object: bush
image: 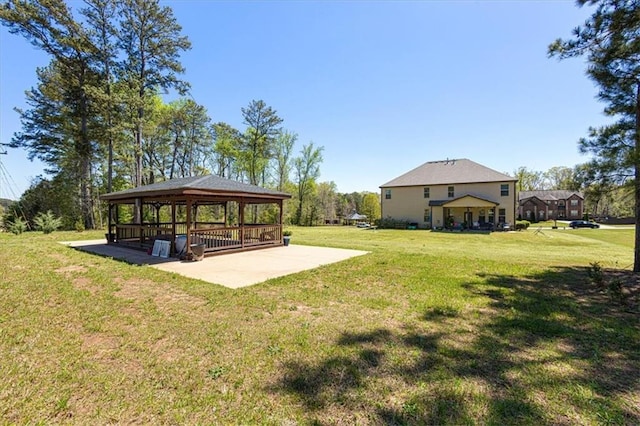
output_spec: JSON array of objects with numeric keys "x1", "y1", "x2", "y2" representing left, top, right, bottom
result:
[
  {"x1": 7, "y1": 217, "x2": 28, "y2": 235},
  {"x1": 515, "y1": 220, "x2": 530, "y2": 231},
  {"x1": 587, "y1": 262, "x2": 605, "y2": 289},
  {"x1": 34, "y1": 210, "x2": 62, "y2": 234},
  {"x1": 283, "y1": 230, "x2": 292, "y2": 237}
]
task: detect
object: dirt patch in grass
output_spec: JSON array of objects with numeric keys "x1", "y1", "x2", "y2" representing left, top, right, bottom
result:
[
  {"x1": 114, "y1": 277, "x2": 207, "y2": 316},
  {"x1": 72, "y1": 277, "x2": 97, "y2": 294},
  {"x1": 55, "y1": 265, "x2": 88, "y2": 275},
  {"x1": 82, "y1": 332, "x2": 144, "y2": 376},
  {"x1": 82, "y1": 333, "x2": 120, "y2": 355}
]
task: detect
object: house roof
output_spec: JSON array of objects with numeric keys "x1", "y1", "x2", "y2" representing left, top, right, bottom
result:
[
  {"x1": 518, "y1": 190, "x2": 583, "y2": 202},
  {"x1": 429, "y1": 193, "x2": 499, "y2": 207},
  {"x1": 100, "y1": 175, "x2": 291, "y2": 202},
  {"x1": 380, "y1": 159, "x2": 516, "y2": 188}
]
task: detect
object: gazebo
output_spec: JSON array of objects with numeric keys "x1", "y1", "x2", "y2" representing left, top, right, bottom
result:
[
  {"x1": 345, "y1": 212, "x2": 367, "y2": 225},
  {"x1": 100, "y1": 175, "x2": 291, "y2": 258}
]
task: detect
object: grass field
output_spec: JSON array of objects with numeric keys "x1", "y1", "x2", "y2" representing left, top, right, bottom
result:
[{"x1": 1, "y1": 227, "x2": 638, "y2": 424}]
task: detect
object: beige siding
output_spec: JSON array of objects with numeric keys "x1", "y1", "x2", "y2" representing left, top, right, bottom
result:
[{"x1": 381, "y1": 181, "x2": 516, "y2": 228}]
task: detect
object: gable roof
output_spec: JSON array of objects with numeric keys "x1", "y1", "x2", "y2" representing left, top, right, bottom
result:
[
  {"x1": 101, "y1": 175, "x2": 291, "y2": 201},
  {"x1": 518, "y1": 190, "x2": 583, "y2": 202},
  {"x1": 429, "y1": 193, "x2": 499, "y2": 207},
  {"x1": 380, "y1": 159, "x2": 515, "y2": 188}
]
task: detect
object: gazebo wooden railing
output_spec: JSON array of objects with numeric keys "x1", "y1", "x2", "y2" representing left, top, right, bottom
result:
[{"x1": 190, "y1": 224, "x2": 281, "y2": 253}]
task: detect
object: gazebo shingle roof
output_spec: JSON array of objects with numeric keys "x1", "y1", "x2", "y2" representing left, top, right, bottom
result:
[{"x1": 100, "y1": 175, "x2": 291, "y2": 201}]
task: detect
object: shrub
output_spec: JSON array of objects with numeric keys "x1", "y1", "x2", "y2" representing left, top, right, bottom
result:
[
  {"x1": 283, "y1": 230, "x2": 292, "y2": 237},
  {"x1": 33, "y1": 210, "x2": 62, "y2": 234},
  {"x1": 515, "y1": 220, "x2": 530, "y2": 231},
  {"x1": 587, "y1": 262, "x2": 605, "y2": 289},
  {"x1": 75, "y1": 220, "x2": 85, "y2": 232},
  {"x1": 7, "y1": 217, "x2": 28, "y2": 235},
  {"x1": 607, "y1": 278, "x2": 625, "y2": 304}
]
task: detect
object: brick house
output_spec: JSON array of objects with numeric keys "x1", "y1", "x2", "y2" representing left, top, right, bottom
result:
[{"x1": 518, "y1": 190, "x2": 584, "y2": 221}]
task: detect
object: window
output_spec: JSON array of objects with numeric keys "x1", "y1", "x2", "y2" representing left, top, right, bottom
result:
[
  {"x1": 488, "y1": 209, "x2": 495, "y2": 223},
  {"x1": 548, "y1": 210, "x2": 554, "y2": 217},
  {"x1": 423, "y1": 187, "x2": 430, "y2": 198},
  {"x1": 571, "y1": 210, "x2": 578, "y2": 217},
  {"x1": 424, "y1": 209, "x2": 431, "y2": 223},
  {"x1": 498, "y1": 208, "x2": 506, "y2": 223},
  {"x1": 385, "y1": 189, "x2": 391, "y2": 200},
  {"x1": 500, "y1": 184, "x2": 509, "y2": 196},
  {"x1": 448, "y1": 186, "x2": 454, "y2": 198},
  {"x1": 570, "y1": 199, "x2": 578, "y2": 206}
]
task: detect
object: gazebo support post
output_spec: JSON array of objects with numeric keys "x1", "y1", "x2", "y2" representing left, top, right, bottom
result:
[
  {"x1": 138, "y1": 197, "x2": 144, "y2": 245},
  {"x1": 171, "y1": 200, "x2": 176, "y2": 256},
  {"x1": 239, "y1": 199, "x2": 245, "y2": 248},
  {"x1": 186, "y1": 198, "x2": 193, "y2": 258},
  {"x1": 107, "y1": 203, "x2": 113, "y2": 243},
  {"x1": 278, "y1": 199, "x2": 284, "y2": 241}
]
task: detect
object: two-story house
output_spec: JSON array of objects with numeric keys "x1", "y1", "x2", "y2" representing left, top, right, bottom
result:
[
  {"x1": 518, "y1": 190, "x2": 584, "y2": 221},
  {"x1": 380, "y1": 159, "x2": 517, "y2": 230}
]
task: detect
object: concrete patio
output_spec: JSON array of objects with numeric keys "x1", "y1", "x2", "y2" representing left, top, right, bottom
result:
[{"x1": 61, "y1": 240, "x2": 369, "y2": 289}]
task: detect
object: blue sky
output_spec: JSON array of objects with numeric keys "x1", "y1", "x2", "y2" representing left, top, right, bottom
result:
[{"x1": 0, "y1": 0, "x2": 608, "y2": 199}]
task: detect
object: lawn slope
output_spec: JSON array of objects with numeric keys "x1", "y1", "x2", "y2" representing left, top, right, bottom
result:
[{"x1": 0, "y1": 228, "x2": 638, "y2": 424}]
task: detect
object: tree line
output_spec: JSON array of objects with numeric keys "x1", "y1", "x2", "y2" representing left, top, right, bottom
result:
[{"x1": 0, "y1": 0, "x2": 379, "y2": 230}]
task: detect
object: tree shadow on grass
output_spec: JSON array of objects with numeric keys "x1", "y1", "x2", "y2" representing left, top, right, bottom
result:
[{"x1": 272, "y1": 266, "x2": 640, "y2": 424}]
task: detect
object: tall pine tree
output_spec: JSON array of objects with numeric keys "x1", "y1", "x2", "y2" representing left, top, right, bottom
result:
[
  {"x1": 118, "y1": 0, "x2": 191, "y2": 188},
  {"x1": 550, "y1": 0, "x2": 640, "y2": 272}
]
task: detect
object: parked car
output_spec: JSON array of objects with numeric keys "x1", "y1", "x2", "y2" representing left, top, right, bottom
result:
[
  {"x1": 569, "y1": 220, "x2": 600, "y2": 229},
  {"x1": 356, "y1": 222, "x2": 370, "y2": 228}
]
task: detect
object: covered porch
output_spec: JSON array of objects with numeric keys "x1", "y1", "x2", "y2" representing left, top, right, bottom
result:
[
  {"x1": 429, "y1": 194, "x2": 499, "y2": 231},
  {"x1": 100, "y1": 175, "x2": 291, "y2": 259}
]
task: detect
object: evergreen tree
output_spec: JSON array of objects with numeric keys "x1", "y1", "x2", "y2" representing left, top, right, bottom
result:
[
  {"x1": 117, "y1": 0, "x2": 191, "y2": 188},
  {"x1": 1, "y1": 0, "x2": 100, "y2": 229},
  {"x1": 550, "y1": 0, "x2": 640, "y2": 271}
]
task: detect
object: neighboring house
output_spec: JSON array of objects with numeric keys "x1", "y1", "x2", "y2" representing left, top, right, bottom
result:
[
  {"x1": 380, "y1": 159, "x2": 517, "y2": 230},
  {"x1": 518, "y1": 190, "x2": 584, "y2": 221}
]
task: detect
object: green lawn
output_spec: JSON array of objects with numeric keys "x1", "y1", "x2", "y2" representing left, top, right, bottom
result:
[{"x1": 1, "y1": 227, "x2": 638, "y2": 424}]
